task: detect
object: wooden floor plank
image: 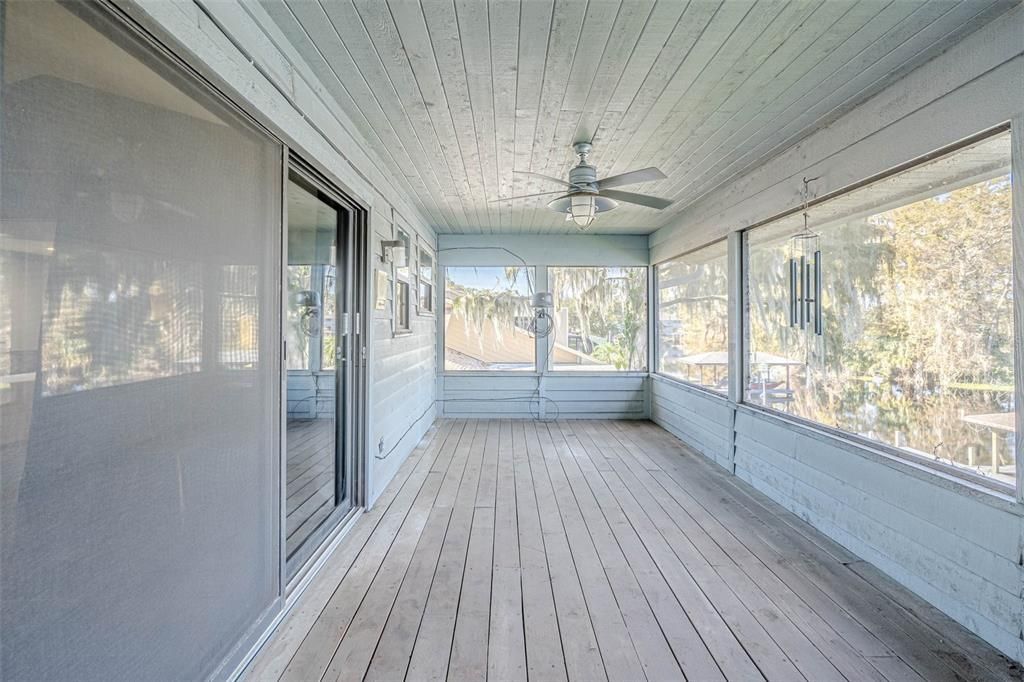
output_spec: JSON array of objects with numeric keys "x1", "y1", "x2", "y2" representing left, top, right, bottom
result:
[
  {"x1": 246, "y1": 418, "x2": 1019, "y2": 682},
  {"x1": 278, "y1": 420, "x2": 467, "y2": 681},
  {"x1": 618, "y1": 420, "x2": 999, "y2": 682},
  {"x1": 535, "y1": 423, "x2": 653, "y2": 681},
  {"x1": 522, "y1": 421, "x2": 607, "y2": 682},
  {"x1": 593, "y1": 421, "x2": 892, "y2": 682},
  {"x1": 584, "y1": 421, "x2": 849, "y2": 682},
  {"x1": 488, "y1": 420, "x2": 528, "y2": 681},
  {"x1": 511, "y1": 420, "x2": 569, "y2": 682},
  {"x1": 363, "y1": 420, "x2": 479, "y2": 682},
  {"x1": 448, "y1": 420, "x2": 501, "y2": 680},
  {"x1": 243, "y1": 420, "x2": 453, "y2": 681},
  {"x1": 405, "y1": 420, "x2": 488, "y2": 681},
  {"x1": 322, "y1": 417, "x2": 472, "y2": 682},
  {"x1": 552, "y1": 419, "x2": 704, "y2": 679}
]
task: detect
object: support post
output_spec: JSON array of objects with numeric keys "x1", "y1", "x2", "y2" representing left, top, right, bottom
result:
[
  {"x1": 727, "y1": 231, "x2": 744, "y2": 405},
  {"x1": 1012, "y1": 115, "x2": 1023, "y2": 501}
]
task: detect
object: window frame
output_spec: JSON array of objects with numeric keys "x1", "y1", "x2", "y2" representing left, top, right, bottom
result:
[
  {"x1": 392, "y1": 227, "x2": 412, "y2": 335},
  {"x1": 441, "y1": 264, "x2": 539, "y2": 374},
  {"x1": 545, "y1": 264, "x2": 651, "y2": 374},
  {"x1": 416, "y1": 242, "x2": 434, "y2": 316},
  {"x1": 652, "y1": 240, "x2": 731, "y2": 396},
  {"x1": 737, "y1": 125, "x2": 1017, "y2": 497}
]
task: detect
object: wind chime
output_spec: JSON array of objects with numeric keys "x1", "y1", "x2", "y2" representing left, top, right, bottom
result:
[{"x1": 788, "y1": 177, "x2": 822, "y2": 336}]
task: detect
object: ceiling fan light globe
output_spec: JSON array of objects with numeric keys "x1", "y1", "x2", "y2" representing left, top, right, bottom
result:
[{"x1": 570, "y1": 194, "x2": 596, "y2": 228}]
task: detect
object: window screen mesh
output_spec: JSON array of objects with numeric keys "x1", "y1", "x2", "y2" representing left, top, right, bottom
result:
[{"x1": 1, "y1": 2, "x2": 283, "y2": 678}]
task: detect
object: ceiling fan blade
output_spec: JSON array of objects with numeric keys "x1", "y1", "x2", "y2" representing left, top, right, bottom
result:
[
  {"x1": 513, "y1": 170, "x2": 579, "y2": 188},
  {"x1": 488, "y1": 190, "x2": 569, "y2": 203},
  {"x1": 597, "y1": 167, "x2": 667, "y2": 190},
  {"x1": 599, "y1": 189, "x2": 673, "y2": 210}
]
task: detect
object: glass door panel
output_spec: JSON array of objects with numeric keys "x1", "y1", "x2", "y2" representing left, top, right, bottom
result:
[{"x1": 285, "y1": 173, "x2": 350, "y2": 574}]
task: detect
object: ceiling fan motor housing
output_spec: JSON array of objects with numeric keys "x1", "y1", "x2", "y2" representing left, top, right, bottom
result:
[
  {"x1": 568, "y1": 163, "x2": 598, "y2": 192},
  {"x1": 569, "y1": 142, "x2": 598, "y2": 192}
]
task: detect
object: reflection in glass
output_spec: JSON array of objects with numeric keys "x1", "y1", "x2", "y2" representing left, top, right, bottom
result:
[
  {"x1": 746, "y1": 132, "x2": 1015, "y2": 487},
  {"x1": 656, "y1": 243, "x2": 730, "y2": 390},
  {"x1": 0, "y1": 1, "x2": 281, "y2": 678},
  {"x1": 285, "y1": 176, "x2": 343, "y2": 568},
  {"x1": 551, "y1": 266, "x2": 648, "y2": 371},
  {"x1": 444, "y1": 266, "x2": 535, "y2": 371}
]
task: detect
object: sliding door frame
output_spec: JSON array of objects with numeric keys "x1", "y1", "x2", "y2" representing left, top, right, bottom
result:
[{"x1": 282, "y1": 154, "x2": 370, "y2": 593}]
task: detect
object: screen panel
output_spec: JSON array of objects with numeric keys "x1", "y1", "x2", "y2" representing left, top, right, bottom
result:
[{"x1": 0, "y1": 2, "x2": 282, "y2": 678}]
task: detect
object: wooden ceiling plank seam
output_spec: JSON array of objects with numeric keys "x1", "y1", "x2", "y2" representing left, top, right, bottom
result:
[
  {"x1": 559, "y1": 0, "x2": 659, "y2": 234},
  {"x1": 225, "y1": 0, "x2": 441, "y2": 228},
  {"x1": 586, "y1": 0, "x2": 689, "y2": 149},
  {"x1": 651, "y1": 18, "x2": 1023, "y2": 252},
  {"x1": 587, "y1": 0, "x2": 724, "y2": 192},
  {"x1": 342, "y1": 0, "x2": 467, "y2": 229},
  {"x1": 571, "y1": 0, "x2": 656, "y2": 150},
  {"x1": 451, "y1": 0, "x2": 499, "y2": 234},
  {"x1": 520, "y1": 0, "x2": 588, "y2": 234},
  {"x1": 659, "y1": 0, "x2": 949, "y2": 211},
  {"x1": 603, "y1": 0, "x2": 782, "y2": 182},
  {"x1": 488, "y1": 0, "x2": 523, "y2": 233},
  {"x1": 669, "y1": 0, "x2": 1002, "y2": 214},
  {"x1": 423, "y1": 0, "x2": 495, "y2": 234},
  {"x1": 670, "y1": 0, "x2": 1012, "y2": 221},
  {"x1": 611, "y1": 0, "x2": 830, "y2": 228},
  {"x1": 638, "y1": 0, "x2": 833, "y2": 181},
  {"x1": 388, "y1": 0, "x2": 485, "y2": 232},
  {"x1": 637, "y1": 0, "x2": 855, "y2": 206},
  {"x1": 533, "y1": 0, "x2": 624, "y2": 234},
  {"x1": 308, "y1": 0, "x2": 462, "y2": 229},
  {"x1": 513, "y1": 0, "x2": 555, "y2": 235},
  {"x1": 360, "y1": 0, "x2": 476, "y2": 232},
  {"x1": 581, "y1": 0, "x2": 697, "y2": 232},
  {"x1": 261, "y1": 0, "x2": 450, "y2": 229},
  {"x1": 654, "y1": 0, "x2": 884, "y2": 206}
]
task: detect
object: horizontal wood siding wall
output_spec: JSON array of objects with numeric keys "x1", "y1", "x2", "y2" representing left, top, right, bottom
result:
[
  {"x1": 650, "y1": 376, "x2": 732, "y2": 470},
  {"x1": 369, "y1": 215, "x2": 437, "y2": 504},
  {"x1": 733, "y1": 408, "x2": 1024, "y2": 663},
  {"x1": 440, "y1": 374, "x2": 647, "y2": 419}
]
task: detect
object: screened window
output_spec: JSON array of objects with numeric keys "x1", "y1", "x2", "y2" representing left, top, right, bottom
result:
[
  {"x1": 656, "y1": 241, "x2": 729, "y2": 392},
  {"x1": 746, "y1": 131, "x2": 1014, "y2": 488},
  {"x1": 418, "y1": 246, "x2": 434, "y2": 314},
  {"x1": 550, "y1": 266, "x2": 647, "y2": 371},
  {"x1": 444, "y1": 266, "x2": 535, "y2": 371},
  {"x1": 394, "y1": 228, "x2": 411, "y2": 333}
]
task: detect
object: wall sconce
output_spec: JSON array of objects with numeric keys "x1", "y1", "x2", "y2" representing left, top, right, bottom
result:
[{"x1": 380, "y1": 239, "x2": 404, "y2": 265}]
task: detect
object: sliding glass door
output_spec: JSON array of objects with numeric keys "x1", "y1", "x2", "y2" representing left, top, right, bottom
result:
[{"x1": 284, "y1": 170, "x2": 359, "y2": 577}]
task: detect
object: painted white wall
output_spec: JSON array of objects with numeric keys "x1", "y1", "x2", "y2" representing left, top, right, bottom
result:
[
  {"x1": 437, "y1": 234, "x2": 650, "y2": 419},
  {"x1": 648, "y1": 6, "x2": 1024, "y2": 664}
]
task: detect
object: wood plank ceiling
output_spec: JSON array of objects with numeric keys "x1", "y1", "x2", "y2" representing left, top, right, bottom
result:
[{"x1": 256, "y1": 0, "x2": 1014, "y2": 234}]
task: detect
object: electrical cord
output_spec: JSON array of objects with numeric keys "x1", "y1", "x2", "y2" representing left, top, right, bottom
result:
[{"x1": 373, "y1": 244, "x2": 562, "y2": 461}]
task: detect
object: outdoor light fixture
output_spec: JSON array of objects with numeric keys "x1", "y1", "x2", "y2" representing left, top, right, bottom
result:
[{"x1": 569, "y1": 193, "x2": 597, "y2": 228}]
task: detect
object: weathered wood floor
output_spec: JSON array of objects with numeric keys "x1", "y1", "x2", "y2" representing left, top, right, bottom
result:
[
  {"x1": 249, "y1": 419, "x2": 1019, "y2": 682},
  {"x1": 286, "y1": 419, "x2": 336, "y2": 560}
]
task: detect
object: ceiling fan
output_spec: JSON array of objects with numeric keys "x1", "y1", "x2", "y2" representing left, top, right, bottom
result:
[{"x1": 492, "y1": 142, "x2": 673, "y2": 230}]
